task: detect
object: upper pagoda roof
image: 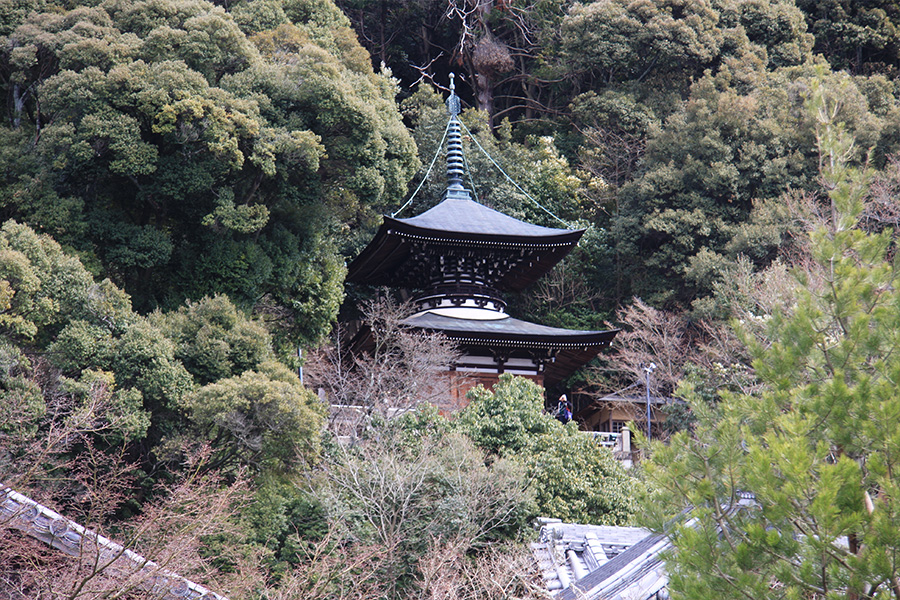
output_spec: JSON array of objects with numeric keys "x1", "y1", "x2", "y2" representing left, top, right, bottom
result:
[
  {"x1": 345, "y1": 208, "x2": 583, "y2": 290},
  {"x1": 347, "y1": 75, "x2": 582, "y2": 291},
  {"x1": 390, "y1": 196, "x2": 580, "y2": 239}
]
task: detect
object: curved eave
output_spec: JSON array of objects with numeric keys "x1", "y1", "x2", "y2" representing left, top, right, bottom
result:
[
  {"x1": 545, "y1": 348, "x2": 609, "y2": 387},
  {"x1": 430, "y1": 329, "x2": 617, "y2": 349},
  {"x1": 387, "y1": 217, "x2": 584, "y2": 247},
  {"x1": 401, "y1": 311, "x2": 618, "y2": 385},
  {"x1": 402, "y1": 305, "x2": 616, "y2": 344},
  {"x1": 346, "y1": 218, "x2": 584, "y2": 291}
]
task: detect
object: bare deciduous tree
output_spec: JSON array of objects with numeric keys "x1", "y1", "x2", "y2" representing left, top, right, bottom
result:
[
  {"x1": 519, "y1": 260, "x2": 607, "y2": 322},
  {"x1": 1, "y1": 362, "x2": 140, "y2": 505},
  {"x1": 598, "y1": 297, "x2": 690, "y2": 398},
  {"x1": 577, "y1": 126, "x2": 646, "y2": 206},
  {"x1": 0, "y1": 449, "x2": 255, "y2": 600},
  {"x1": 304, "y1": 294, "x2": 461, "y2": 440},
  {"x1": 416, "y1": 539, "x2": 549, "y2": 600},
  {"x1": 863, "y1": 155, "x2": 900, "y2": 233},
  {"x1": 318, "y1": 430, "x2": 533, "y2": 599},
  {"x1": 0, "y1": 364, "x2": 260, "y2": 600},
  {"x1": 266, "y1": 525, "x2": 390, "y2": 600}
]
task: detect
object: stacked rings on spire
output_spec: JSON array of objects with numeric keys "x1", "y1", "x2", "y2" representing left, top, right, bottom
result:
[{"x1": 447, "y1": 118, "x2": 465, "y2": 187}]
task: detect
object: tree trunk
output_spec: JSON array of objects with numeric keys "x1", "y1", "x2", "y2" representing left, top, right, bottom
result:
[
  {"x1": 12, "y1": 84, "x2": 25, "y2": 129},
  {"x1": 476, "y1": 72, "x2": 494, "y2": 124}
]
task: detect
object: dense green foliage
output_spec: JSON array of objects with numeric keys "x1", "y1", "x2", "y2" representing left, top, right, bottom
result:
[
  {"x1": 10, "y1": 0, "x2": 900, "y2": 597},
  {"x1": 0, "y1": 0, "x2": 419, "y2": 345},
  {"x1": 7, "y1": 0, "x2": 900, "y2": 330},
  {"x1": 456, "y1": 374, "x2": 555, "y2": 457},
  {"x1": 9, "y1": 0, "x2": 900, "y2": 332},
  {"x1": 458, "y1": 374, "x2": 638, "y2": 525},
  {"x1": 616, "y1": 65, "x2": 899, "y2": 306},
  {"x1": 0, "y1": 220, "x2": 323, "y2": 468},
  {"x1": 345, "y1": 0, "x2": 900, "y2": 325},
  {"x1": 642, "y1": 81, "x2": 900, "y2": 600}
]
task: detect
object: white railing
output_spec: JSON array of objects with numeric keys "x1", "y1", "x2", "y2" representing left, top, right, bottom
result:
[
  {"x1": 582, "y1": 429, "x2": 633, "y2": 468},
  {"x1": 585, "y1": 431, "x2": 619, "y2": 448}
]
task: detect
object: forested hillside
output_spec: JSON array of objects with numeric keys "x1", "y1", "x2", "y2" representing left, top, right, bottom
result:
[
  {"x1": 4, "y1": 0, "x2": 900, "y2": 597},
  {"x1": 331, "y1": 0, "x2": 900, "y2": 370},
  {"x1": 1, "y1": 0, "x2": 421, "y2": 347}
]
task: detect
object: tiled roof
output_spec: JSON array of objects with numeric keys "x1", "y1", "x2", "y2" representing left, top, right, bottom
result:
[
  {"x1": 402, "y1": 311, "x2": 616, "y2": 346},
  {"x1": 1, "y1": 486, "x2": 228, "y2": 600},
  {"x1": 392, "y1": 197, "x2": 577, "y2": 238},
  {"x1": 401, "y1": 311, "x2": 618, "y2": 385},
  {"x1": 531, "y1": 519, "x2": 670, "y2": 600},
  {"x1": 345, "y1": 200, "x2": 583, "y2": 292}
]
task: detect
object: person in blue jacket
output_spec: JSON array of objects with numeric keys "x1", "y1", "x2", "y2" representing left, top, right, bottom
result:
[{"x1": 556, "y1": 394, "x2": 572, "y2": 424}]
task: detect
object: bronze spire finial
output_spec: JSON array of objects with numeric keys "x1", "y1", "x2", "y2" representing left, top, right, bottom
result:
[
  {"x1": 446, "y1": 73, "x2": 466, "y2": 192},
  {"x1": 447, "y1": 73, "x2": 461, "y2": 117}
]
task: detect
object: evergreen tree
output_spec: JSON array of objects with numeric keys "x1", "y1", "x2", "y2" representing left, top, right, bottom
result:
[
  {"x1": 643, "y1": 75, "x2": 900, "y2": 600},
  {"x1": 458, "y1": 374, "x2": 638, "y2": 525},
  {"x1": 0, "y1": 0, "x2": 420, "y2": 344}
]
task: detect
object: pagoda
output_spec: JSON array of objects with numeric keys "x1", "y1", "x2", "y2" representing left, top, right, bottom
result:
[{"x1": 346, "y1": 76, "x2": 618, "y2": 406}]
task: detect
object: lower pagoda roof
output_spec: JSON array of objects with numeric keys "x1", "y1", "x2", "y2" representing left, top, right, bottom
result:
[
  {"x1": 402, "y1": 311, "x2": 614, "y2": 347},
  {"x1": 401, "y1": 310, "x2": 618, "y2": 386}
]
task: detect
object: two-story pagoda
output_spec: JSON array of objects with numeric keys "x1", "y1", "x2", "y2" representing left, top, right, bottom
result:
[{"x1": 347, "y1": 77, "x2": 618, "y2": 406}]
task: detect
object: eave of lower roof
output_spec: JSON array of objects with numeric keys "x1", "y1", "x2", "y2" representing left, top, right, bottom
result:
[
  {"x1": 401, "y1": 311, "x2": 618, "y2": 348},
  {"x1": 401, "y1": 311, "x2": 618, "y2": 386}
]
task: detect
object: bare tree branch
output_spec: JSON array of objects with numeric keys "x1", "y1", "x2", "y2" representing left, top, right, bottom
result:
[{"x1": 304, "y1": 294, "x2": 462, "y2": 441}]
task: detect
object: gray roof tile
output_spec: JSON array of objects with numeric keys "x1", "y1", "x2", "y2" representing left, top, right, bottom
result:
[
  {"x1": 393, "y1": 197, "x2": 576, "y2": 237},
  {"x1": 402, "y1": 311, "x2": 611, "y2": 342}
]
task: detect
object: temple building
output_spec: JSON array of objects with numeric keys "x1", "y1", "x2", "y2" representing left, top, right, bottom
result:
[{"x1": 346, "y1": 77, "x2": 618, "y2": 408}]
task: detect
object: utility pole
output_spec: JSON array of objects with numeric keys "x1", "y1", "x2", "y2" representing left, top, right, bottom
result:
[{"x1": 643, "y1": 362, "x2": 656, "y2": 441}]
